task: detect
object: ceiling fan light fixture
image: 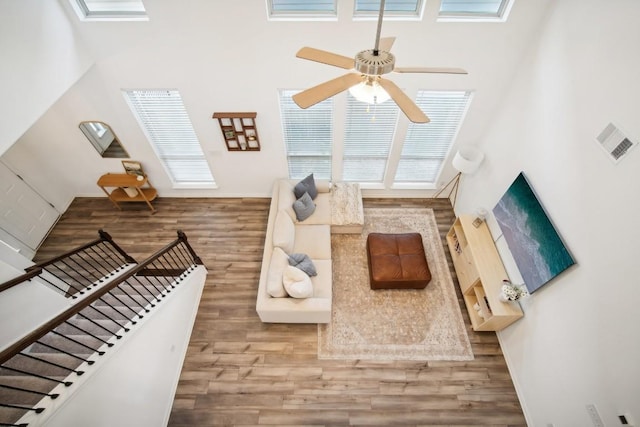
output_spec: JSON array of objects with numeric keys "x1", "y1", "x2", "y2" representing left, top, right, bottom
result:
[{"x1": 348, "y1": 77, "x2": 391, "y2": 105}]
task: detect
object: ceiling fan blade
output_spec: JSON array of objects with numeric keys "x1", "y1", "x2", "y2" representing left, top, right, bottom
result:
[
  {"x1": 296, "y1": 47, "x2": 355, "y2": 70},
  {"x1": 393, "y1": 67, "x2": 468, "y2": 74},
  {"x1": 378, "y1": 36, "x2": 396, "y2": 52},
  {"x1": 293, "y1": 73, "x2": 363, "y2": 109},
  {"x1": 377, "y1": 78, "x2": 430, "y2": 124}
]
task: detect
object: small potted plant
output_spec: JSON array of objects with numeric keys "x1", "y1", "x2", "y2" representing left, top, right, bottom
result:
[{"x1": 500, "y1": 280, "x2": 528, "y2": 302}]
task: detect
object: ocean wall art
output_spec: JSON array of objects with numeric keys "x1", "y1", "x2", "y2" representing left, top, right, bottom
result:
[{"x1": 493, "y1": 172, "x2": 575, "y2": 293}]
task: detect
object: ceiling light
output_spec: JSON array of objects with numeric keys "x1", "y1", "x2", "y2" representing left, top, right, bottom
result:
[{"x1": 348, "y1": 76, "x2": 391, "y2": 105}]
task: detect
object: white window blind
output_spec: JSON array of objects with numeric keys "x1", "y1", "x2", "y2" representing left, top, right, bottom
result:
[
  {"x1": 70, "y1": 0, "x2": 148, "y2": 21},
  {"x1": 279, "y1": 90, "x2": 332, "y2": 180},
  {"x1": 354, "y1": 0, "x2": 423, "y2": 18},
  {"x1": 394, "y1": 91, "x2": 471, "y2": 184},
  {"x1": 439, "y1": 0, "x2": 511, "y2": 19},
  {"x1": 268, "y1": 0, "x2": 336, "y2": 18},
  {"x1": 343, "y1": 94, "x2": 399, "y2": 183},
  {"x1": 124, "y1": 90, "x2": 215, "y2": 186}
]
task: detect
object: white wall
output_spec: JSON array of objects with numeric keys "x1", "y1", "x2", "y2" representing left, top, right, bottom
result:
[
  {"x1": 455, "y1": 0, "x2": 640, "y2": 425},
  {"x1": 1, "y1": 0, "x2": 552, "y2": 206},
  {"x1": 0, "y1": 0, "x2": 93, "y2": 156}
]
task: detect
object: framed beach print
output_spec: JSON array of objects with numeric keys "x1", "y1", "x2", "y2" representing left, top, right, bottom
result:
[{"x1": 492, "y1": 172, "x2": 575, "y2": 293}]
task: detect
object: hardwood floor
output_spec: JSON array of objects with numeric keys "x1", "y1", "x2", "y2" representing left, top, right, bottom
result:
[{"x1": 35, "y1": 197, "x2": 526, "y2": 426}]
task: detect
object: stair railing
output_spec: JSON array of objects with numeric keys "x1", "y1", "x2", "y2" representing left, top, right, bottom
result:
[
  {"x1": 1, "y1": 230, "x2": 136, "y2": 298},
  {"x1": 0, "y1": 231, "x2": 203, "y2": 426}
]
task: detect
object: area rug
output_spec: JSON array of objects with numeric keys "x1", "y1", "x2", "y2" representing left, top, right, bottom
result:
[{"x1": 318, "y1": 208, "x2": 473, "y2": 361}]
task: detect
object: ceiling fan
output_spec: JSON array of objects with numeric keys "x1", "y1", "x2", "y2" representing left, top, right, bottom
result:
[{"x1": 292, "y1": 0, "x2": 467, "y2": 124}]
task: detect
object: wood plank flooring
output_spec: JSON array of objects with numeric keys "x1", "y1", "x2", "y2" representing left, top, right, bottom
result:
[{"x1": 35, "y1": 197, "x2": 526, "y2": 426}]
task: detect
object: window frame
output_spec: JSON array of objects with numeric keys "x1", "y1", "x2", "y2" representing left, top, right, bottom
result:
[
  {"x1": 353, "y1": 0, "x2": 425, "y2": 21},
  {"x1": 123, "y1": 89, "x2": 216, "y2": 189},
  {"x1": 279, "y1": 90, "x2": 333, "y2": 181},
  {"x1": 393, "y1": 90, "x2": 473, "y2": 188},
  {"x1": 266, "y1": 0, "x2": 338, "y2": 21},
  {"x1": 69, "y1": 0, "x2": 148, "y2": 21},
  {"x1": 437, "y1": 0, "x2": 513, "y2": 22},
  {"x1": 342, "y1": 93, "x2": 399, "y2": 185}
]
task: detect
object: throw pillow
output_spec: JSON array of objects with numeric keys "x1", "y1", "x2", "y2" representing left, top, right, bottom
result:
[
  {"x1": 282, "y1": 265, "x2": 314, "y2": 298},
  {"x1": 288, "y1": 253, "x2": 317, "y2": 276},
  {"x1": 292, "y1": 192, "x2": 316, "y2": 221},
  {"x1": 293, "y1": 173, "x2": 318, "y2": 200},
  {"x1": 266, "y1": 247, "x2": 289, "y2": 298},
  {"x1": 272, "y1": 210, "x2": 295, "y2": 253}
]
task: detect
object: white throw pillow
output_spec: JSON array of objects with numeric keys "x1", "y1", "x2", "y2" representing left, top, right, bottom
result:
[
  {"x1": 272, "y1": 210, "x2": 295, "y2": 253},
  {"x1": 282, "y1": 265, "x2": 313, "y2": 299},
  {"x1": 266, "y1": 247, "x2": 289, "y2": 298}
]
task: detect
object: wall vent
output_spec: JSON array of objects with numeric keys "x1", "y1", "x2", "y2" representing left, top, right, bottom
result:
[{"x1": 596, "y1": 122, "x2": 637, "y2": 163}]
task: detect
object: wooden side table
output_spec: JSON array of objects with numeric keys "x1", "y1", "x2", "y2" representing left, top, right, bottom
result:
[
  {"x1": 97, "y1": 173, "x2": 158, "y2": 213},
  {"x1": 330, "y1": 182, "x2": 364, "y2": 234}
]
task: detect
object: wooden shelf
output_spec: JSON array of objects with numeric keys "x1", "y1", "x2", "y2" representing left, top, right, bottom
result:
[
  {"x1": 446, "y1": 215, "x2": 523, "y2": 331},
  {"x1": 97, "y1": 173, "x2": 157, "y2": 213},
  {"x1": 212, "y1": 112, "x2": 260, "y2": 151}
]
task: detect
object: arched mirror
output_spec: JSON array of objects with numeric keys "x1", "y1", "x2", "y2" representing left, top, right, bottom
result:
[{"x1": 79, "y1": 121, "x2": 129, "y2": 158}]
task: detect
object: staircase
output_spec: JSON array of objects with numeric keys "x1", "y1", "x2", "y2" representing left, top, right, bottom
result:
[{"x1": 0, "y1": 230, "x2": 204, "y2": 426}]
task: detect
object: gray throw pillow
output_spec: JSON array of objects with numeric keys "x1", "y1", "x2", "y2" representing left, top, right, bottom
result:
[
  {"x1": 292, "y1": 192, "x2": 316, "y2": 221},
  {"x1": 293, "y1": 173, "x2": 318, "y2": 200},
  {"x1": 288, "y1": 252, "x2": 317, "y2": 277}
]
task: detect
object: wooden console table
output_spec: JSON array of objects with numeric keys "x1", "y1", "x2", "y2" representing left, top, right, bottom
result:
[
  {"x1": 446, "y1": 215, "x2": 523, "y2": 331},
  {"x1": 97, "y1": 173, "x2": 157, "y2": 213}
]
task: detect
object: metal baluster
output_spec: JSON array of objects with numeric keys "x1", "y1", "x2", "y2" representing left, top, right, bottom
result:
[
  {"x1": 49, "y1": 331, "x2": 105, "y2": 356},
  {"x1": 93, "y1": 296, "x2": 138, "y2": 325},
  {"x1": 86, "y1": 306, "x2": 130, "y2": 332},
  {"x1": 0, "y1": 402, "x2": 45, "y2": 415},
  {"x1": 106, "y1": 288, "x2": 147, "y2": 317},
  {"x1": 30, "y1": 340, "x2": 95, "y2": 365},
  {"x1": 41, "y1": 265, "x2": 86, "y2": 296},
  {"x1": 82, "y1": 246, "x2": 116, "y2": 281},
  {"x1": 0, "y1": 383, "x2": 59, "y2": 399},
  {"x1": 128, "y1": 275, "x2": 162, "y2": 303},
  {"x1": 67, "y1": 253, "x2": 104, "y2": 285},
  {"x1": 35, "y1": 274, "x2": 74, "y2": 298},
  {"x1": 122, "y1": 278, "x2": 155, "y2": 309},
  {"x1": 1, "y1": 365, "x2": 73, "y2": 387},
  {"x1": 62, "y1": 320, "x2": 114, "y2": 348},
  {"x1": 76, "y1": 312, "x2": 123, "y2": 339},
  {"x1": 96, "y1": 241, "x2": 130, "y2": 273},
  {"x1": 17, "y1": 352, "x2": 84, "y2": 375}
]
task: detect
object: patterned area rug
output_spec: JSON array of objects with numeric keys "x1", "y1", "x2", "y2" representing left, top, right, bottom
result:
[{"x1": 318, "y1": 208, "x2": 474, "y2": 361}]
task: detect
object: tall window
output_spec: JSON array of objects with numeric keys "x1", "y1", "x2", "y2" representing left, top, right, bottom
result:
[
  {"x1": 354, "y1": 0, "x2": 424, "y2": 19},
  {"x1": 394, "y1": 91, "x2": 472, "y2": 184},
  {"x1": 268, "y1": 0, "x2": 337, "y2": 19},
  {"x1": 279, "y1": 90, "x2": 333, "y2": 180},
  {"x1": 438, "y1": 0, "x2": 512, "y2": 21},
  {"x1": 343, "y1": 94, "x2": 399, "y2": 183},
  {"x1": 69, "y1": 0, "x2": 148, "y2": 21},
  {"x1": 124, "y1": 90, "x2": 215, "y2": 187}
]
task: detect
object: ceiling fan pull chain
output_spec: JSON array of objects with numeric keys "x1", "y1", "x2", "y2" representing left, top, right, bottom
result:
[{"x1": 373, "y1": 0, "x2": 386, "y2": 55}]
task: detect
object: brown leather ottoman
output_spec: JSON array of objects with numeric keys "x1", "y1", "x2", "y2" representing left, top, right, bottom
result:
[{"x1": 366, "y1": 232, "x2": 431, "y2": 290}]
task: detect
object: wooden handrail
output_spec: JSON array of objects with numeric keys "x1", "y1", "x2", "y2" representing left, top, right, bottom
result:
[
  {"x1": 0, "y1": 232, "x2": 196, "y2": 365},
  {"x1": 0, "y1": 268, "x2": 43, "y2": 293}
]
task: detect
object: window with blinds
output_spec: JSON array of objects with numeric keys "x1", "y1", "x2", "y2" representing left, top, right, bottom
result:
[
  {"x1": 69, "y1": 0, "x2": 148, "y2": 21},
  {"x1": 268, "y1": 0, "x2": 337, "y2": 19},
  {"x1": 439, "y1": 0, "x2": 512, "y2": 20},
  {"x1": 354, "y1": 0, "x2": 424, "y2": 18},
  {"x1": 279, "y1": 90, "x2": 333, "y2": 180},
  {"x1": 343, "y1": 94, "x2": 399, "y2": 183},
  {"x1": 123, "y1": 90, "x2": 215, "y2": 186},
  {"x1": 394, "y1": 91, "x2": 471, "y2": 184}
]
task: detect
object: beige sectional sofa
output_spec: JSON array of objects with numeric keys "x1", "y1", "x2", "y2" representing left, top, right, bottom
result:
[{"x1": 256, "y1": 178, "x2": 333, "y2": 323}]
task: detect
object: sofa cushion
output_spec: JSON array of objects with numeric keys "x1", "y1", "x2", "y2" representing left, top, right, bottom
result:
[
  {"x1": 293, "y1": 224, "x2": 331, "y2": 260},
  {"x1": 283, "y1": 265, "x2": 314, "y2": 298},
  {"x1": 277, "y1": 182, "x2": 298, "y2": 221},
  {"x1": 273, "y1": 210, "x2": 295, "y2": 253},
  {"x1": 292, "y1": 192, "x2": 316, "y2": 221},
  {"x1": 266, "y1": 247, "x2": 289, "y2": 298},
  {"x1": 294, "y1": 173, "x2": 318, "y2": 200},
  {"x1": 288, "y1": 253, "x2": 317, "y2": 276}
]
